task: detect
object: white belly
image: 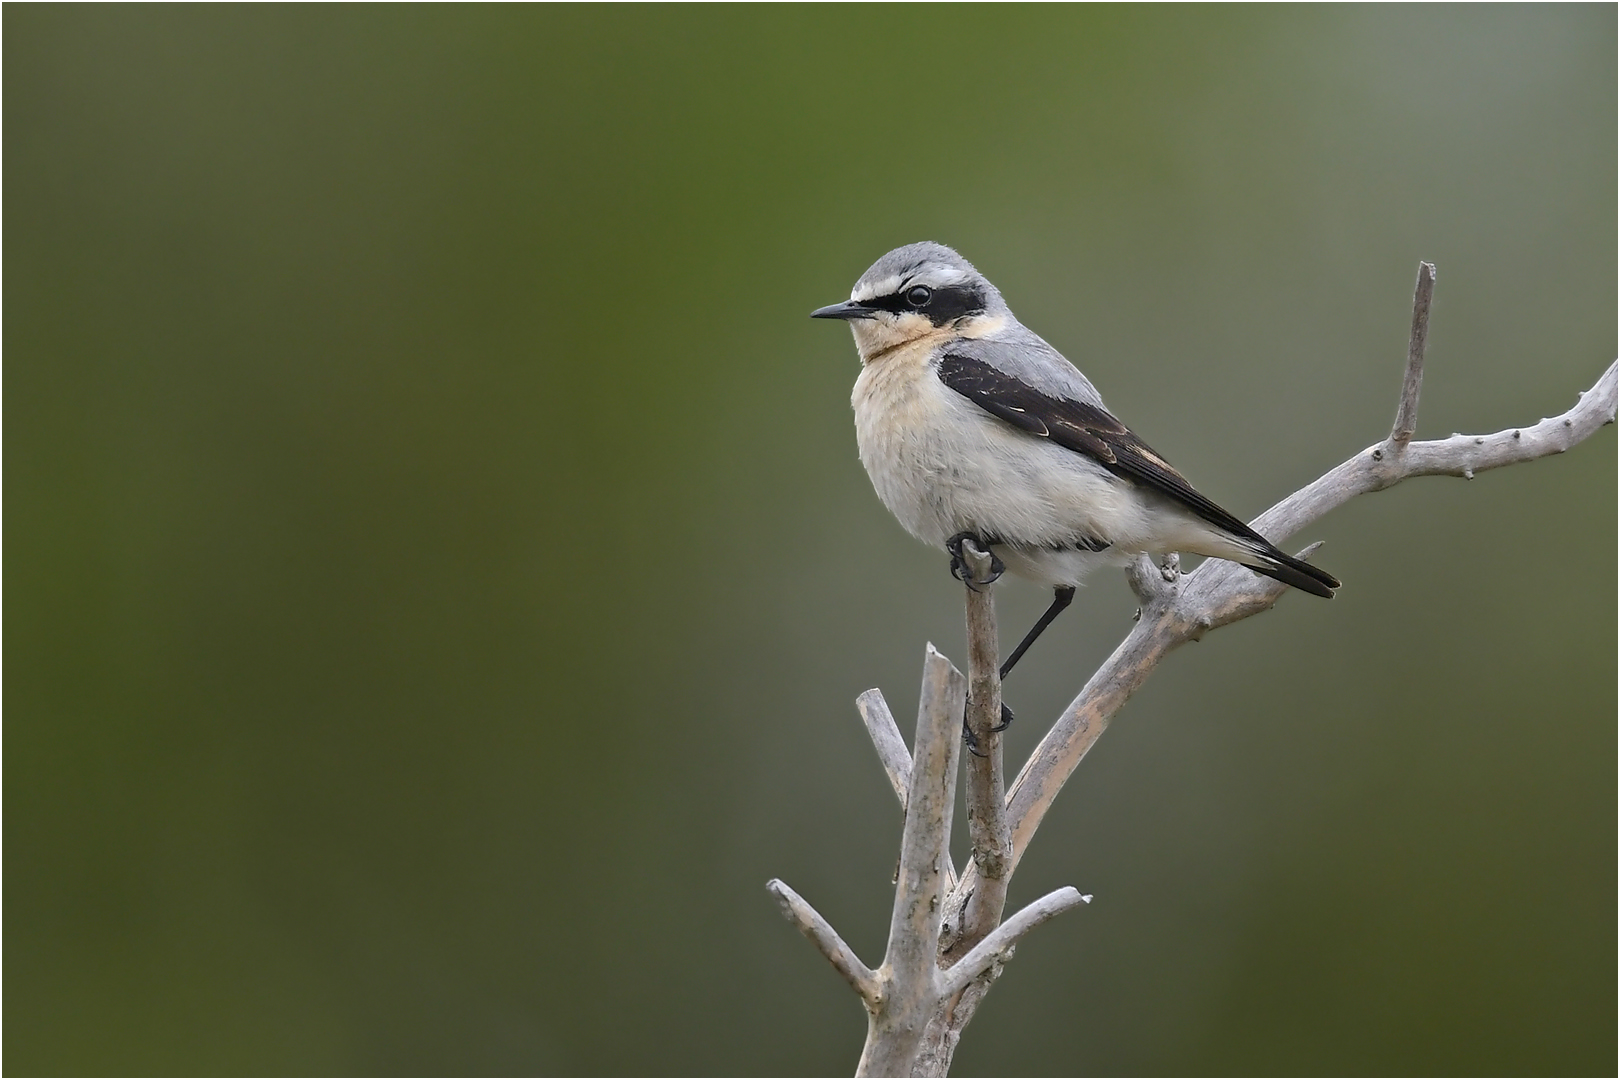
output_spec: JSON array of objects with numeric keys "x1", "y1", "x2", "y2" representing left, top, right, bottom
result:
[{"x1": 851, "y1": 347, "x2": 1177, "y2": 586}]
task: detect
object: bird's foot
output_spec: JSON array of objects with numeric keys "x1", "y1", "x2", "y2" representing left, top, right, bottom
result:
[
  {"x1": 962, "y1": 701, "x2": 1014, "y2": 756},
  {"x1": 946, "y1": 532, "x2": 1005, "y2": 591}
]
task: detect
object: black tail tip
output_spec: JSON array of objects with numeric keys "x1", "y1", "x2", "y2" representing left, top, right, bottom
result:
[{"x1": 1248, "y1": 550, "x2": 1341, "y2": 598}]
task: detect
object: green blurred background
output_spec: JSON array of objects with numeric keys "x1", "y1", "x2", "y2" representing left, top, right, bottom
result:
[{"x1": 6, "y1": 6, "x2": 1615, "y2": 1075}]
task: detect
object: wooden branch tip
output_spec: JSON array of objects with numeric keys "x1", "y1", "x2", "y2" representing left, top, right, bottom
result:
[
  {"x1": 1392, "y1": 260, "x2": 1436, "y2": 444},
  {"x1": 882, "y1": 646, "x2": 964, "y2": 988},
  {"x1": 766, "y1": 878, "x2": 880, "y2": 1006},
  {"x1": 941, "y1": 886, "x2": 1089, "y2": 996},
  {"x1": 856, "y1": 688, "x2": 912, "y2": 810},
  {"x1": 860, "y1": 688, "x2": 959, "y2": 889}
]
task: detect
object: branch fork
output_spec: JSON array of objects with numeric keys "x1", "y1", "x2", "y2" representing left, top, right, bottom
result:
[
  {"x1": 769, "y1": 645, "x2": 1087, "y2": 1076},
  {"x1": 769, "y1": 263, "x2": 1616, "y2": 1077}
]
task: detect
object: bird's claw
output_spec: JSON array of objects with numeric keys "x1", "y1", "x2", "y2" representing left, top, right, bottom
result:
[
  {"x1": 946, "y1": 532, "x2": 1005, "y2": 590},
  {"x1": 962, "y1": 701, "x2": 1015, "y2": 755},
  {"x1": 963, "y1": 722, "x2": 986, "y2": 757}
]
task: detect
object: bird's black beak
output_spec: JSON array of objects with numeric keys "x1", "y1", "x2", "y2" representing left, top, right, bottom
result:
[{"x1": 810, "y1": 300, "x2": 876, "y2": 321}]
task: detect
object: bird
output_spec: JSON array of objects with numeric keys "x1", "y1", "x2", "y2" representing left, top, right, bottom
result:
[{"x1": 811, "y1": 241, "x2": 1339, "y2": 706}]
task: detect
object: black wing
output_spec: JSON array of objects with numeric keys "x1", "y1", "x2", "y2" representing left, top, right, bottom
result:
[
  {"x1": 937, "y1": 351, "x2": 1340, "y2": 596},
  {"x1": 937, "y1": 352, "x2": 1266, "y2": 545}
]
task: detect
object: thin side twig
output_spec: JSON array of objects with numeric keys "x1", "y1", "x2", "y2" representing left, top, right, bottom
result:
[
  {"x1": 1392, "y1": 261, "x2": 1435, "y2": 444},
  {"x1": 857, "y1": 687, "x2": 958, "y2": 890},
  {"x1": 856, "y1": 689, "x2": 912, "y2": 810},
  {"x1": 766, "y1": 878, "x2": 880, "y2": 1007},
  {"x1": 1224, "y1": 357, "x2": 1617, "y2": 593},
  {"x1": 940, "y1": 887, "x2": 1090, "y2": 997}
]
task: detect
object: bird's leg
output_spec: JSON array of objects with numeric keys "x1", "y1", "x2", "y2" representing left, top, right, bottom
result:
[
  {"x1": 998, "y1": 585, "x2": 1076, "y2": 681},
  {"x1": 965, "y1": 586, "x2": 1076, "y2": 749},
  {"x1": 949, "y1": 532, "x2": 1011, "y2": 754},
  {"x1": 946, "y1": 531, "x2": 1005, "y2": 591}
]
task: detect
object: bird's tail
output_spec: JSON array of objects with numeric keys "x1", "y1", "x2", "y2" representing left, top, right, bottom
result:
[{"x1": 1236, "y1": 541, "x2": 1340, "y2": 598}]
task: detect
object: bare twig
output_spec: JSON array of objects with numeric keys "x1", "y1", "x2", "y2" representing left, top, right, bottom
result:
[
  {"x1": 1392, "y1": 261, "x2": 1435, "y2": 444},
  {"x1": 766, "y1": 879, "x2": 880, "y2": 1007},
  {"x1": 856, "y1": 689, "x2": 912, "y2": 810},
  {"x1": 858, "y1": 687, "x2": 958, "y2": 890},
  {"x1": 951, "y1": 539, "x2": 1013, "y2": 958},
  {"x1": 996, "y1": 595, "x2": 1182, "y2": 876},
  {"x1": 940, "y1": 887, "x2": 1090, "y2": 997},
  {"x1": 1252, "y1": 357, "x2": 1618, "y2": 544}
]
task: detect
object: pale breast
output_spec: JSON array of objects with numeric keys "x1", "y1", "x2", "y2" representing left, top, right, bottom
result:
[
  {"x1": 851, "y1": 342, "x2": 956, "y2": 545},
  {"x1": 851, "y1": 344, "x2": 1146, "y2": 552}
]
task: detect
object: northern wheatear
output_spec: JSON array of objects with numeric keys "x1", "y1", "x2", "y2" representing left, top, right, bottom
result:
[{"x1": 812, "y1": 242, "x2": 1338, "y2": 702}]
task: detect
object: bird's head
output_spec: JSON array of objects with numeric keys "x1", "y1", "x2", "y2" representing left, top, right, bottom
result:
[{"x1": 811, "y1": 242, "x2": 1009, "y2": 361}]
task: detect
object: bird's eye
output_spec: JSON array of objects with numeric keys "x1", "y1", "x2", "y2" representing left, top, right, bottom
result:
[{"x1": 905, "y1": 285, "x2": 932, "y2": 308}]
